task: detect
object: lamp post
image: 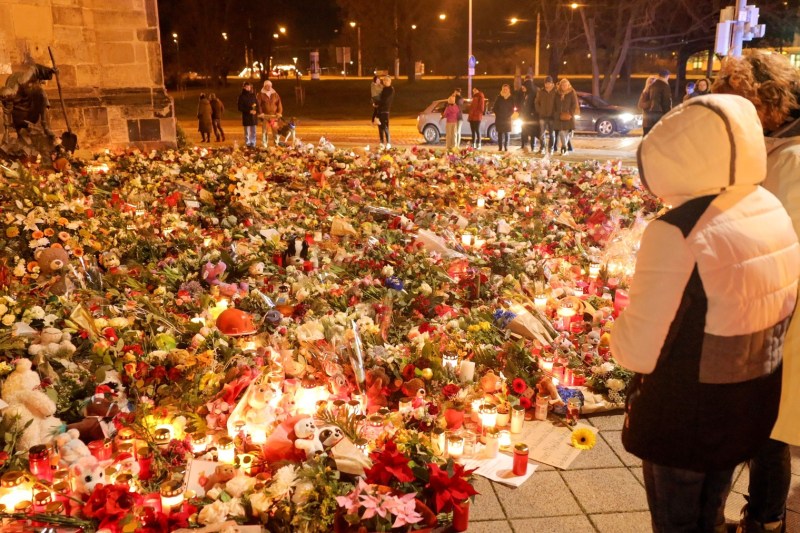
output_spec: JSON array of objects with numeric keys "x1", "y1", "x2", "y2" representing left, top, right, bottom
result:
[
  {"x1": 172, "y1": 32, "x2": 182, "y2": 95},
  {"x1": 468, "y1": 0, "x2": 473, "y2": 94},
  {"x1": 350, "y1": 21, "x2": 362, "y2": 77}
]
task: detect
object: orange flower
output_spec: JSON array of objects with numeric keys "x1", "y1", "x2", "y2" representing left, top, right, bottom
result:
[
  {"x1": 57, "y1": 217, "x2": 69, "y2": 226},
  {"x1": 50, "y1": 243, "x2": 63, "y2": 249},
  {"x1": 58, "y1": 231, "x2": 70, "y2": 241},
  {"x1": 72, "y1": 247, "x2": 84, "y2": 257},
  {"x1": 27, "y1": 261, "x2": 39, "y2": 272},
  {"x1": 5, "y1": 227, "x2": 19, "y2": 238},
  {"x1": 43, "y1": 228, "x2": 55, "y2": 237},
  {"x1": 32, "y1": 230, "x2": 44, "y2": 239}
]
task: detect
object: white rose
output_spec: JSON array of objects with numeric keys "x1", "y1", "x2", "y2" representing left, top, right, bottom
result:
[
  {"x1": 94, "y1": 318, "x2": 108, "y2": 329},
  {"x1": 29, "y1": 306, "x2": 45, "y2": 320},
  {"x1": 601, "y1": 362, "x2": 616, "y2": 373},
  {"x1": 381, "y1": 265, "x2": 394, "y2": 277},
  {"x1": 198, "y1": 499, "x2": 229, "y2": 525},
  {"x1": 2, "y1": 314, "x2": 15, "y2": 326},
  {"x1": 109, "y1": 317, "x2": 129, "y2": 328},
  {"x1": 606, "y1": 378, "x2": 625, "y2": 392},
  {"x1": 419, "y1": 282, "x2": 432, "y2": 296}
]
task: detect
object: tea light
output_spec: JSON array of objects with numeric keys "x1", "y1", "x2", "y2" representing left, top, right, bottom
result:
[
  {"x1": 533, "y1": 294, "x2": 548, "y2": 311},
  {"x1": 470, "y1": 399, "x2": 483, "y2": 422},
  {"x1": 347, "y1": 399, "x2": 362, "y2": 417},
  {"x1": 432, "y1": 428, "x2": 446, "y2": 457},
  {"x1": 480, "y1": 404, "x2": 498, "y2": 430},
  {"x1": 476, "y1": 197, "x2": 486, "y2": 208},
  {"x1": 160, "y1": 480, "x2": 185, "y2": 514},
  {"x1": 498, "y1": 429, "x2": 512, "y2": 449},
  {"x1": 153, "y1": 427, "x2": 172, "y2": 446},
  {"x1": 32, "y1": 487, "x2": 51, "y2": 513},
  {"x1": 191, "y1": 433, "x2": 208, "y2": 454},
  {"x1": 496, "y1": 189, "x2": 506, "y2": 200},
  {"x1": 458, "y1": 360, "x2": 476, "y2": 383},
  {"x1": 217, "y1": 437, "x2": 235, "y2": 464},
  {"x1": 511, "y1": 404, "x2": 525, "y2": 434},
  {"x1": 589, "y1": 264, "x2": 601, "y2": 278},
  {"x1": 0, "y1": 472, "x2": 32, "y2": 512},
  {"x1": 355, "y1": 439, "x2": 369, "y2": 456},
  {"x1": 442, "y1": 353, "x2": 459, "y2": 371},
  {"x1": 461, "y1": 233, "x2": 473, "y2": 247},
  {"x1": 483, "y1": 429, "x2": 499, "y2": 458},
  {"x1": 539, "y1": 356, "x2": 554, "y2": 373},
  {"x1": 447, "y1": 435, "x2": 465, "y2": 459},
  {"x1": 398, "y1": 397, "x2": 413, "y2": 414}
]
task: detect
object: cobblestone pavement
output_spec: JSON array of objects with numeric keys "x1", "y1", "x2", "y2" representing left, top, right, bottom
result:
[
  {"x1": 177, "y1": 118, "x2": 798, "y2": 532},
  {"x1": 179, "y1": 118, "x2": 640, "y2": 165}
]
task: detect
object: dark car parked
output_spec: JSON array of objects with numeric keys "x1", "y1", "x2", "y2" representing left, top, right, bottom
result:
[{"x1": 574, "y1": 92, "x2": 642, "y2": 136}]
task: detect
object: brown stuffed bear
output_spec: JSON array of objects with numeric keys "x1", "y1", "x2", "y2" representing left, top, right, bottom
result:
[
  {"x1": 36, "y1": 246, "x2": 70, "y2": 295},
  {"x1": 201, "y1": 463, "x2": 237, "y2": 493}
]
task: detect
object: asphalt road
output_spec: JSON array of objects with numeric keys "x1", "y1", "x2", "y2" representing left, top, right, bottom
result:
[{"x1": 179, "y1": 117, "x2": 641, "y2": 165}]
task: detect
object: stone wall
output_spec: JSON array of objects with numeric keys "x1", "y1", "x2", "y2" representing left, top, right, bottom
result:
[{"x1": 0, "y1": 0, "x2": 176, "y2": 151}]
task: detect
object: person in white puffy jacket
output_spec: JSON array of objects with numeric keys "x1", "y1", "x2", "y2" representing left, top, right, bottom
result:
[
  {"x1": 610, "y1": 94, "x2": 800, "y2": 533},
  {"x1": 712, "y1": 50, "x2": 800, "y2": 533}
]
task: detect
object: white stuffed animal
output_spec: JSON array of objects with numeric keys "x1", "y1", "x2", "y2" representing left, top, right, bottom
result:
[
  {"x1": 28, "y1": 327, "x2": 77, "y2": 360},
  {"x1": 1, "y1": 359, "x2": 63, "y2": 451},
  {"x1": 54, "y1": 428, "x2": 90, "y2": 466},
  {"x1": 69, "y1": 455, "x2": 110, "y2": 495}
]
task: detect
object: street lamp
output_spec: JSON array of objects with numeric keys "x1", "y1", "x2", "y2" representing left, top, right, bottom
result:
[
  {"x1": 221, "y1": 32, "x2": 228, "y2": 41},
  {"x1": 439, "y1": 13, "x2": 447, "y2": 20},
  {"x1": 349, "y1": 21, "x2": 362, "y2": 77},
  {"x1": 510, "y1": 17, "x2": 519, "y2": 25},
  {"x1": 279, "y1": 26, "x2": 286, "y2": 34},
  {"x1": 411, "y1": 24, "x2": 417, "y2": 30}
]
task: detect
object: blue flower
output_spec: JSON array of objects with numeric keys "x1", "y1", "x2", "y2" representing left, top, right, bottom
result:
[
  {"x1": 385, "y1": 276, "x2": 404, "y2": 290},
  {"x1": 493, "y1": 309, "x2": 517, "y2": 329}
]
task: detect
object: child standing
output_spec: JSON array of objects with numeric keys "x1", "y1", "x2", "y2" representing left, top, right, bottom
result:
[{"x1": 442, "y1": 96, "x2": 461, "y2": 150}]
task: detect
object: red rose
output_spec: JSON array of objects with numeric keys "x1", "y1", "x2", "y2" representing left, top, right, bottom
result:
[
  {"x1": 519, "y1": 396, "x2": 532, "y2": 409},
  {"x1": 442, "y1": 383, "x2": 461, "y2": 399},
  {"x1": 512, "y1": 378, "x2": 528, "y2": 395},
  {"x1": 402, "y1": 363, "x2": 416, "y2": 381}
]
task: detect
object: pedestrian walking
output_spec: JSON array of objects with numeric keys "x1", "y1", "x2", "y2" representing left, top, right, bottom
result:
[
  {"x1": 554, "y1": 78, "x2": 579, "y2": 155},
  {"x1": 236, "y1": 81, "x2": 258, "y2": 148},
  {"x1": 712, "y1": 50, "x2": 800, "y2": 533},
  {"x1": 453, "y1": 88, "x2": 464, "y2": 148},
  {"x1": 493, "y1": 84, "x2": 515, "y2": 152},
  {"x1": 197, "y1": 93, "x2": 212, "y2": 143},
  {"x1": 535, "y1": 76, "x2": 557, "y2": 155},
  {"x1": 640, "y1": 69, "x2": 672, "y2": 135},
  {"x1": 441, "y1": 95, "x2": 461, "y2": 150},
  {"x1": 257, "y1": 80, "x2": 283, "y2": 148},
  {"x1": 209, "y1": 93, "x2": 225, "y2": 142},
  {"x1": 611, "y1": 94, "x2": 800, "y2": 533},
  {"x1": 468, "y1": 87, "x2": 486, "y2": 149},
  {"x1": 519, "y1": 79, "x2": 539, "y2": 152},
  {"x1": 376, "y1": 75, "x2": 394, "y2": 149}
]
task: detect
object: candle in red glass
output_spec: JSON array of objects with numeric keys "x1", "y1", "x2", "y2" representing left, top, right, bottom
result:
[
  {"x1": 143, "y1": 492, "x2": 163, "y2": 514},
  {"x1": 452, "y1": 500, "x2": 470, "y2": 532},
  {"x1": 137, "y1": 447, "x2": 154, "y2": 481},
  {"x1": 513, "y1": 443, "x2": 529, "y2": 476},
  {"x1": 88, "y1": 440, "x2": 112, "y2": 461},
  {"x1": 28, "y1": 445, "x2": 53, "y2": 483}
]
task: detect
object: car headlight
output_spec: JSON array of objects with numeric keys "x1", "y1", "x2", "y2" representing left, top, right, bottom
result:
[
  {"x1": 512, "y1": 118, "x2": 523, "y2": 133},
  {"x1": 618, "y1": 113, "x2": 634, "y2": 122}
]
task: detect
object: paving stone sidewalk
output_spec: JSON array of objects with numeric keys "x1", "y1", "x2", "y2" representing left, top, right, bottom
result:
[{"x1": 466, "y1": 412, "x2": 800, "y2": 532}]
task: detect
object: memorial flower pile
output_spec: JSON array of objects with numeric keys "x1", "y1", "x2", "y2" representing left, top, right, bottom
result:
[{"x1": 0, "y1": 142, "x2": 662, "y2": 532}]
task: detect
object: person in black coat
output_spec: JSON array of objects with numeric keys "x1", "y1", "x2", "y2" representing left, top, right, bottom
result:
[
  {"x1": 376, "y1": 76, "x2": 395, "y2": 149},
  {"x1": 520, "y1": 79, "x2": 539, "y2": 152},
  {"x1": 493, "y1": 84, "x2": 515, "y2": 152},
  {"x1": 640, "y1": 69, "x2": 672, "y2": 134},
  {"x1": 237, "y1": 81, "x2": 258, "y2": 148}
]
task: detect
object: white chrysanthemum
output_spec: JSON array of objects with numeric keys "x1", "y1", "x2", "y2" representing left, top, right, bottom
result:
[
  {"x1": 198, "y1": 499, "x2": 229, "y2": 525},
  {"x1": 419, "y1": 282, "x2": 432, "y2": 296},
  {"x1": 28, "y1": 306, "x2": 46, "y2": 320},
  {"x1": 292, "y1": 481, "x2": 314, "y2": 505},
  {"x1": 606, "y1": 378, "x2": 625, "y2": 392},
  {"x1": 267, "y1": 465, "x2": 298, "y2": 500},
  {"x1": 2, "y1": 314, "x2": 15, "y2": 326}
]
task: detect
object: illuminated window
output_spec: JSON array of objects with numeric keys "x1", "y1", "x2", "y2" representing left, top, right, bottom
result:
[{"x1": 790, "y1": 54, "x2": 800, "y2": 68}]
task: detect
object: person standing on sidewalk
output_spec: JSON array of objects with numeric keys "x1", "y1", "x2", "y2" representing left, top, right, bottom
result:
[
  {"x1": 453, "y1": 87, "x2": 464, "y2": 148},
  {"x1": 535, "y1": 76, "x2": 557, "y2": 155},
  {"x1": 209, "y1": 93, "x2": 225, "y2": 142},
  {"x1": 377, "y1": 75, "x2": 394, "y2": 149},
  {"x1": 712, "y1": 50, "x2": 800, "y2": 533},
  {"x1": 519, "y1": 79, "x2": 538, "y2": 152},
  {"x1": 197, "y1": 93, "x2": 212, "y2": 143},
  {"x1": 257, "y1": 80, "x2": 283, "y2": 148},
  {"x1": 236, "y1": 81, "x2": 258, "y2": 148},
  {"x1": 468, "y1": 87, "x2": 486, "y2": 149},
  {"x1": 611, "y1": 94, "x2": 800, "y2": 533},
  {"x1": 493, "y1": 84, "x2": 515, "y2": 152},
  {"x1": 640, "y1": 69, "x2": 672, "y2": 135},
  {"x1": 441, "y1": 95, "x2": 461, "y2": 151},
  {"x1": 554, "y1": 78, "x2": 579, "y2": 155}
]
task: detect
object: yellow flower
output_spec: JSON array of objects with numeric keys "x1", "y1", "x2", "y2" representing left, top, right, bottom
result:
[
  {"x1": 570, "y1": 427, "x2": 596, "y2": 450},
  {"x1": 5, "y1": 226, "x2": 19, "y2": 238}
]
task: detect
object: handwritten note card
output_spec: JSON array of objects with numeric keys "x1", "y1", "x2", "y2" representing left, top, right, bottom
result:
[{"x1": 517, "y1": 421, "x2": 598, "y2": 470}]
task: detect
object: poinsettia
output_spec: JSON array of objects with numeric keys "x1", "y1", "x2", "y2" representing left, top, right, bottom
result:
[
  {"x1": 425, "y1": 462, "x2": 479, "y2": 513},
  {"x1": 364, "y1": 440, "x2": 415, "y2": 486}
]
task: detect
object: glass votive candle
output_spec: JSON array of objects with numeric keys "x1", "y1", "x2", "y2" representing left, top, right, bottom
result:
[
  {"x1": 496, "y1": 407, "x2": 510, "y2": 428},
  {"x1": 347, "y1": 399, "x2": 362, "y2": 417},
  {"x1": 442, "y1": 353, "x2": 459, "y2": 371},
  {"x1": 355, "y1": 439, "x2": 369, "y2": 456},
  {"x1": 32, "y1": 486, "x2": 52, "y2": 513},
  {"x1": 398, "y1": 397, "x2": 413, "y2": 414},
  {"x1": 160, "y1": 480, "x2": 185, "y2": 514},
  {"x1": 332, "y1": 399, "x2": 346, "y2": 416},
  {"x1": 447, "y1": 434, "x2": 465, "y2": 459},
  {"x1": 511, "y1": 404, "x2": 525, "y2": 434},
  {"x1": 137, "y1": 447, "x2": 153, "y2": 481},
  {"x1": 89, "y1": 439, "x2": 113, "y2": 462},
  {"x1": 191, "y1": 432, "x2": 208, "y2": 454},
  {"x1": 477, "y1": 197, "x2": 486, "y2": 208},
  {"x1": 237, "y1": 453, "x2": 255, "y2": 474},
  {"x1": 533, "y1": 294, "x2": 548, "y2": 311},
  {"x1": 539, "y1": 355, "x2": 554, "y2": 373},
  {"x1": 216, "y1": 437, "x2": 235, "y2": 464},
  {"x1": 498, "y1": 429, "x2": 512, "y2": 449},
  {"x1": 44, "y1": 501, "x2": 64, "y2": 516},
  {"x1": 461, "y1": 233, "x2": 473, "y2": 247},
  {"x1": 470, "y1": 398, "x2": 483, "y2": 422},
  {"x1": 463, "y1": 431, "x2": 478, "y2": 457},
  {"x1": 431, "y1": 428, "x2": 446, "y2": 457},
  {"x1": 566, "y1": 397, "x2": 582, "y2": 426},
  {"x1": 153, "y1": 427, "x2": 172, "y2": 447},
  {"x1": 28, "y1": 445, "x2": 53, "y2": 483},
  {"x1": 480, "y1": 404, "x2": 498, "y2": 430},
  {"x1": 484, "y1": 429, "x2": 499, "y2": 458},
  {"x1": 589, "y1": 263, "x2": 601, "y2": 278}
]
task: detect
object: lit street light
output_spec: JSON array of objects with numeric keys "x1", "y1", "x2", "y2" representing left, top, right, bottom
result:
[
  {"x1": 411, "y1": 24, "x2": 417, "y2": 30},
  {"x1": 273, "y1": 33, "x2": 279, "y2": 39},
  {"x1": 279, "y1": 26, "x2": 286, "y2": 34},
  {"x1": 510, "y1": 17, "x2": 519, "y2": 25},
  {"x1": 221, "y1": 32, "x2": 228, "y2": 41},
  {"x1": 439, "y1": 13, "x2": 447, "y2": 20},
  {"x1": 349, "y1": 21, "x2": 362, "y2": 77}
]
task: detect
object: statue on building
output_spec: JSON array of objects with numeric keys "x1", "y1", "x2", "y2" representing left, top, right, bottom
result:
[{"x1": 0, "y1": 63, "x2": 59, "y2": 159}]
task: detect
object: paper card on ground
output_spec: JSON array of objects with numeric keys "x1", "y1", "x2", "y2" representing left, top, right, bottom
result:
[
  {"x1": 185, "y1": 458, "x2": 222, "y2": 498},
  {"x1": 461, "y1": 452, "x2": 537, "y2": 488},
  {"x1": 516, "y1": 421, "x2": 598, "y2": 470}
]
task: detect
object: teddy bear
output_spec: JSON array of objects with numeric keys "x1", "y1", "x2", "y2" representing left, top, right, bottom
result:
[
  {"x1": 70, "y1": 455, "x2": 110, "y2": 495},
  {"x1": 1, "y1": 359, "x2": 64, "y2": 451},
  {"x1": 401, "y1": 378, "x2": 426, "y2": 400},
  {"x1": 28, "y1": 327, "x2": 77, "y2": 362},
  {"x1": 262, "y1": 414, "x2": 311, "y2": 463},
  {"x1": 202, "y1": 261, "x2": 248, "y2": 299},
  {"x1": 281, "y1": 235, "x2": 309, "y2": 268},
  {"x1": 55, "y1": 428, "x2": 91, "y2": 466},
  {"x1": 35, "y1": 246, "x2": 71, "y2": 295},
  {"x1": 201, "y1": 463, "x2": 237, "y2": 494},
  {"x1": 295, "y1": 423, "x2": 342, "y2": 459}
]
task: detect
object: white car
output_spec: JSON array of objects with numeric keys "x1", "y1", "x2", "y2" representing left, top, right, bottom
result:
[{"x1": 416, "y1": 99, "x2": 522, "y2": 144}]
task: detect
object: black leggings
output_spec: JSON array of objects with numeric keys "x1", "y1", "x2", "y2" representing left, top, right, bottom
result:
[
  {"x1": 469, "y1": 121, "x2": 481, "y2": 145},
  {"x1": 378, "y1": 112, "x2": 390, "y2": 144},
  {"x1": 498, "y1": 131, "x2": 510, "y2": 151}
]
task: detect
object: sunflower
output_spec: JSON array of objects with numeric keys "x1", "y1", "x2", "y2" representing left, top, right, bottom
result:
[{"x1": 570, "y1": 427, "x2": 596, "y2": 450}]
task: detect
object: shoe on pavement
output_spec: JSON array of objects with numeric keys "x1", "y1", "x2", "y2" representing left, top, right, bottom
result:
[{"x1": 386, "y1": 143, "x2": 391, "y2": 149}]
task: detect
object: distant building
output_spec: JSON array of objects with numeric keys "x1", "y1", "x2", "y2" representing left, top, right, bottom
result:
[{"x1": 0, "y1": 0, "x2": 176, "y2": 150}]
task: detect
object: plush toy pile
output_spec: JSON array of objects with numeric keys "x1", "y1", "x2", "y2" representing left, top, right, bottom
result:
[{"x1": 0, "y1": 143, "x2": 662, "y2": 532}]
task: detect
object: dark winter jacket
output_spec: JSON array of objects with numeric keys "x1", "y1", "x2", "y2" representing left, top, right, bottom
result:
[
  {"x1": 553, "y1": 88, "x2": 579, "y2": 131},
  {"x1": 535, "y1": 87, "x2": 557, "y2": 120},
  {"x1": 197, "y1": 97, "x2": 212, "y2": 133},
  {"x1": 237, "y1": 89, "x2": 258, "y2": 126},
  {"x1": 377, "y1": 86, "x2": 395, "y2": 114},
  {"x1": 521, "y1": 81, "x2": 538, "y2": 121},
  {"x1": 210, "y1": 98, "x2": 225, "y2": 120},
  {"x1": 493, "y1": 94, "x2": 515, "y2": 133},
  {"x1": 641, "y1": 79, "x2": 672, "y2": 129}
]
